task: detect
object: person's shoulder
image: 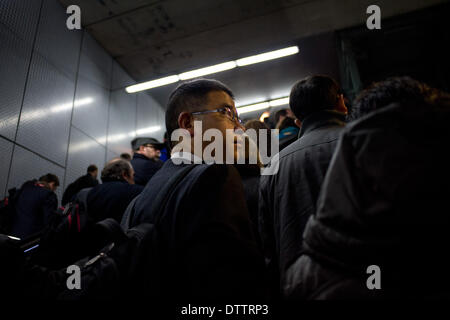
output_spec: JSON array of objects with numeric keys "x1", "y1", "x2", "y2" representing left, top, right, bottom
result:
[
  {"x1": 194, "y1": 163, "x2": 235, "y2": 181},
  {"x1": 42, "y1": 188, "x2": 57, "y2": 201},
  {"x1": 129, "y1": 183, "x2": 144, "y2": 193}
]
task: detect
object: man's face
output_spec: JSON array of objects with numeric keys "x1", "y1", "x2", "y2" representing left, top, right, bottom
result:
[
  {"x1": 193, "y1": 90, "x2": 245, "y2": 162},
  {"x1": 91, "y1": 170, "x2": 98, "y2": 179},
  {"x1": 139, "y1": 144, "x2": 161, "y2": 160}
]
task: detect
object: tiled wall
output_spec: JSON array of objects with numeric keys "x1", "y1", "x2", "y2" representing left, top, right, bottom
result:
[{"x1": 0, "y1": 0, "x2": 165, "y2": 202}]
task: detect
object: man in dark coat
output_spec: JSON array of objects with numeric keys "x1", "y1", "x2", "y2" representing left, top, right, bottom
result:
[
  {"x1": 10, "y1": 174, "x2": 60, "y2": 239},
  {"x1": 127, "y1": 79, "x2": 266, "y2": 301},
  {"x1": 61, "y1": 164, "x2": 99, "y2": 205},
  {"x1": 130, "y1": 137, "x2": 164, "y2": 186},
  {"x1": 86, "y1": 159, "x2": 143, "y2": 223},
  {"x1": 259, "y1": 75, "x2": 347, "y2": 295},
  {"x1": 286, "y1": 78, "x2": 450, "y2": 300}
]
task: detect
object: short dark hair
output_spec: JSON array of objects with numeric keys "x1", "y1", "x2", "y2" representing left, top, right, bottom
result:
[
  {"x1": 244, "y1": 119, "x2": 269, "y2": 132},
  {"x1": 87, "y1": 164, "x2": 98, "y2": 173},
  {"x1": 274, "y1": 109, "x2": 288, "y2": 124},
  {"x1": 244, "y1": 119, "x2": 272, "y2": 157},
  {"x1": 289, "y1": 75, "x2": 340, "y2": 120},
  {"x1": 350, "y1": 77, "x2": 435, "y2": 120},
  {"x1": 165, "y1": 79, "x2": 234, "y2": 141},
  {"x1": 38, "y1": 173, "x2": 60, "y2": 186},
  {"x1": 101, "y1": 159, "x2": 132, "y2": 183},
  {"x1": 120, "y1": 153, "x2": 132, "y2": 161},
  {"x1": 279, "y1": 117, "x2": 297, "y2": 131}
]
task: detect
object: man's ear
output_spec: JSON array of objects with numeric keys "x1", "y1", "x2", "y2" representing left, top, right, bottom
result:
[
  {"x1": 294, "y1": 118, "x2": 302, "y2": 128},
  {"x1": 336, "y1": 94, "x2": 348, "y2": 114},
  {"x1": 178, "y1": 112, "x2": 194, "y2": 136},
  {"x1": 122, "y1": 171, "x2": 134, "y2": 184}
]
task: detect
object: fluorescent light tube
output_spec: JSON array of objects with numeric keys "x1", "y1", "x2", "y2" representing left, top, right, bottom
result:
[
  {"x1": 236, "y1": 46, "x2": 299, "y2": 66},
  {"x1": 269, "y1": 97, "x2": 289, "y2": 107},
  {"x1": 126, "y1": 75, "x2": 180, "y2": 93},
  {"x1": 126, "y1": 46, "x2": 299, "y2": 93},
  {"x1": 237, "y1": 96, "x2": 290, "y2": 114},
  {"x1": 178, "y1": 61, "x2": 237, "y2": 80},
  {"x1": 237, "y1": 101, "x2": 270, "y2": 114}
]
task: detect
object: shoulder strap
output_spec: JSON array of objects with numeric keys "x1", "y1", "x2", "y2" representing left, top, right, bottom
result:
[
  {"x1": 75, "y1": 187, "x2": 92, "y2": 210},
  {"x1": 93, "y1": 218, "x2": 128, "y2": 244},
  {"x1": 120, "y1": 195, "x2": 140, "y2": 230}
]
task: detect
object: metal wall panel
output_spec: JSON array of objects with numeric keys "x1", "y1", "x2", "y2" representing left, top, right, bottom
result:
[
  {"x1": 64, "y1": 126, "x2": 105, "y2": 190},
  {"x1": 16, "y1": 52, "x2": 75, "y2": 166},
  {"x1": 0, "y1": 0, "x2": 42, "y2": 43},
  {"x1": 111, "y1": 60, "x2": 136, "y2": 91},
  {"x1": 78, "y1": 32, "x2": 112, "y2": 89},
  {"x1": 0, "y1": 137, "x2": 14, "y2": 197},
  {"x1": 0, "y1": 26, "x2": 33, "y2": 140},
  {"x1": 72, "y1": 75, "x2": 109, "y2": 145},
  {"x1": 107, "y1": 89, "x2": 137, "y2": 155},
  {"x1": 7, "y1": 145, "x2": 65, "y2": 204},
  {"x1": 136, "y1": 92, "x2": 165, "y2": 142},
  {"x1": 34, "y1": 0, "x2": 82, "y2": 81},
  {"x1": 106, "y1": 149, "x2": 119, "y2": 163},
  {"x1": 1, "y1": 1, "x2": 167, "y2": 204}
]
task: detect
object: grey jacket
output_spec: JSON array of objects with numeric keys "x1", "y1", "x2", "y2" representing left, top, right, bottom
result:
[{"x1": 259, "y1": 110, "x2": 346, "y2": 293}]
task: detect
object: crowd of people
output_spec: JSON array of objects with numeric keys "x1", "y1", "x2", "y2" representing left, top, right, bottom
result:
[{"x1": 1, "y1": 74, "x2": 449, "y2": 301}]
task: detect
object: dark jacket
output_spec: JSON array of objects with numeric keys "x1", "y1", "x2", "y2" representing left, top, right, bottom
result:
[
  {"x1": 259, "y1": 110, "x2": 346, "y2": 292},
  {"x1": 286, "y1": 102, "x2": 450, "y2": 299},
  {"x1": 235, "y1": 164, "x2": 261, "y2": 246},
  {"x1": 130, "y1": 153, "x2": 163, "y2": 186},
  {"x1": 62, "y1": 173, "x2": 98, "y2": 205},
  {"x1": 86, "y1": 180, "x2": 144, "y2": 223},
  {"x1": 130, "y1": 160, "x2": 266, "y2": 301},
  {"x1": 10, "y1": 181, "x2": 58, "y2": 239}
]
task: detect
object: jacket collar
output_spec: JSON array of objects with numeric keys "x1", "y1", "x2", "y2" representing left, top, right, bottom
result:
[
  {"x1": 133, "y1": 153, "x2": 150, "y2": 161},
  {"x1": 299, "y1": 110, "x2": 346, "y2": 138}
]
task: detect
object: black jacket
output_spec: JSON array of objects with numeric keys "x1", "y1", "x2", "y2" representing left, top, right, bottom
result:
[
  {"x1": 130, "y1": 153, "x2": 163, "y2": 186},
  {"x1": 235, "y1": 164, "x2": 261, "y2": 246},
  {"x1": 130, "y1": 160, "x2": 266, "y2": 301},
  {"x1": 86, "y1": 180, "x2": 144, "y2": 223},
  {"x1": 10, "y1": 181, "x2": 58, "y2": 239},
  {"x1": 259, "y1": 110, "x2": 346, "y2": 292},
  {"x1": 62, "y1": 174, "x2": 98, "y2": 205},
  {"x1": 285, "y1": 102, "x2": 450, "y2": 299}
]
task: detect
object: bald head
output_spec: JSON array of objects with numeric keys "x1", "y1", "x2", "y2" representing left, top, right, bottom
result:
[{"x1": 101, "y1": 158, "x2": 135, "y2": 184}]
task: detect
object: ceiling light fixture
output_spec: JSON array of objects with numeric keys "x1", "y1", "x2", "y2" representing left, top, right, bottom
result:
[
  {"x1": 125, "y1": 75, "x2": 180, "y2": 93},
  {"x1": 237, "y1": 96, "x2": 289, "y2": 114},
  {"x1": 178, "y1": 61, "x2": 237, "y2": 80},
  {"x1": 236, "y1": 46, "x2": 299, "y2": 67},
  {"x1": 236, "y1": 102, "x2": 270, "y2": 114},
  {"x1": 269, "y1": 97, "x2": 290, "y2": 107},
  {"x1": 125, "y1": 46, "x2": 299, "y2": 93}
]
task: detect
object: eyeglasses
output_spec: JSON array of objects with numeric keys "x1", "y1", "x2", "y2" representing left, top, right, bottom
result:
[{"x1": 191, "y1": 106, "x2": 243, "y2": 125}]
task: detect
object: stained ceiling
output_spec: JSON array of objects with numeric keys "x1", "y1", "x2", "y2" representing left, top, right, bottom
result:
[{"x1": 59, "y1": 0, "x2": 447, "y2": 111}]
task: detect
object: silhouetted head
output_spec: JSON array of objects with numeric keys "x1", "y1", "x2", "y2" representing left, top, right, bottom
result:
[
  {"x1": 38, "y1": 173, "x2": 60, "y2": 192},
  {"x1": 290, "y1": 75, "x2": 347, "y2": 122},
  {"x1": 101, "y1": 158, "x2": 135, "y2": 184}
]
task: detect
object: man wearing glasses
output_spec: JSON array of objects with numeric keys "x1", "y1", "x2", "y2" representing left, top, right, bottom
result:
[
  {"x1": 130, "y1": 137, "x2": 165, "y2": 186},
  {"x1": 127, "y1": 79, "x2": 266, "y2": 301}
]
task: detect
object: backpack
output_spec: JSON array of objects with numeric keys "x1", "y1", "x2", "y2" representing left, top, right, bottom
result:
[
  {"x1": 56, "y1": 164, "x2": 196, "y2": 300},
  {"x1": 31, "y1": 187, "x2": 96, "y2": 269}
]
